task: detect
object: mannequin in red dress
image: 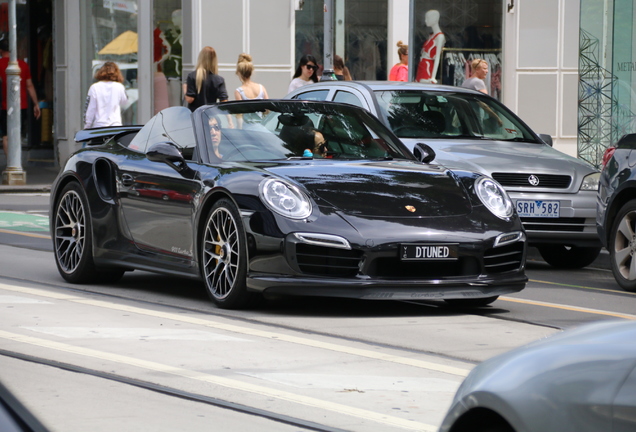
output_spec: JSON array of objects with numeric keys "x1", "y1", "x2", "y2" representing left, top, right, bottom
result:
[{"x1": 416, "y1": 10, "x2": 446, "y2": 83}]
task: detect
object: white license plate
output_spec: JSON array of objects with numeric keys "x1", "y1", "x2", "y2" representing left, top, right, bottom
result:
[{"x1": 516, "y1": 200, "x2": 560, "y2": 218}]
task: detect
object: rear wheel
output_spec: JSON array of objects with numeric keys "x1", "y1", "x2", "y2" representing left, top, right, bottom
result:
[
  {"x1": 609, "y1": 200, "x2": 636, "y2": 292},
  {"x1": 537, "y1": 245, "x2": 601, "y2": 269},
  {"x1": 53, "y1": 182, "x2": 124, "y2": 284},
  {"x1": 444, "y1": 296, "x2": 499, "y2": 308},
  {"x1": 202, "y1": 199, "x2": 253, "y2": 309}
]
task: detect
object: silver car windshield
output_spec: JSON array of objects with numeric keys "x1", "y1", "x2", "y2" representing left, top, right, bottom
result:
[{"x1": 374, "y1": 90, "x2": 538, "y2": 142}]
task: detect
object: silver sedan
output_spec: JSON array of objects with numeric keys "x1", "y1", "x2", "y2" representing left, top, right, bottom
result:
[{"x1": 287, "y1": 81, "x2": 601, "y2": 268}]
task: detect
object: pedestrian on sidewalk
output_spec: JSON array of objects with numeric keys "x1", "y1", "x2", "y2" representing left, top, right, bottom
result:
[
  {"x1": 84, "y1": 61, "x2": 128, "y2": 129},
  {"x1": 288, "y1": 54, "x2": 319, "y2": 93},
  {"x1": 234, "y1": 53, "x2": 269, "y2": 101},
  {"x1": 185, "y1": 46, "x2": 228, "y2": 112},
  {"x1": 0, "y1": 38, "x2": 41, "y2": 158},
  {"x1": 461, "y1": 58, "x2": 489, "y2": 94},
  {"x1": 389, "y1": 41, "x2": 409, "y2": 82}
]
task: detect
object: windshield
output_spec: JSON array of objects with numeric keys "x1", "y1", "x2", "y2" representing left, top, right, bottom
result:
[
  {"x1": 201, "y1": 101, "x2": 413, "y2": 162},
  {"x1": 374, "y1": 90, "x2": 539, "y2": 142}
]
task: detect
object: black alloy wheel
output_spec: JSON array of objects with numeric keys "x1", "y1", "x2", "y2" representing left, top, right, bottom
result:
[
  {"x1": 202, "y1": 199, "x2": 252, "y2": 308},
  {"x1": 609, "y1": 200, "x2": 636, "y2": 292},
  {"x1": 53, "y1": 182, "x2": 124, "y2": 284}
]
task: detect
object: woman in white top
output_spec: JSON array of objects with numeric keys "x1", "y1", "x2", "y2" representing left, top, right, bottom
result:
[
  {"x1": 84, "y1": 61, "x2": 128, "y2": 129},
  {"x1": 287, "y1": 54, "x2": 319, "y2": 94},
  {"x1": 234, "y1": 53, "x2": 269, "y2": 100}
]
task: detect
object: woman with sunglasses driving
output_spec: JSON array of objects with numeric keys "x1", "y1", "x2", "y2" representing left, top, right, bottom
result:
[{"x1": 288, "y1": 54, "x2": 319, "y2": 93}]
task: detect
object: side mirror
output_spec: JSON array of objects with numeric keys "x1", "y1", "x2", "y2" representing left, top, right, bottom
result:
[
  {"x1": 413, "y1": 142, "x2": 436, "y2": 164},
  {"x1": 147, "y1": 142, "x2": 186, "y2": 172},
  {"x1": 539, "y1": 134, "x2": 553, "y2": 147}
]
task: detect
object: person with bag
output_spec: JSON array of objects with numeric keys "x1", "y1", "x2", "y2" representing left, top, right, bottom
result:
[{"x1": 185, "y1": 46, "x2": 228, "y2": 112}]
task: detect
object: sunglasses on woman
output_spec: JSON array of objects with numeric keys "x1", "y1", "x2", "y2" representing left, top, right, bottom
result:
[{"x1": 305, "y1": 64, "x2": 318, "y2": 71}]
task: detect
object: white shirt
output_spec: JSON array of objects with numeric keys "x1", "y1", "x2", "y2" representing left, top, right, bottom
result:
[
  {"x1": 84, "y1": 81, "x2": 128, "y2": 128},
  {"x1": 287, "y1": 77, "x2": 312, "y2": 94}
]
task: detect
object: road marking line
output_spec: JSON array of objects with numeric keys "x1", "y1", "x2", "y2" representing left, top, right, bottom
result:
[
  {"x1": 0, "y1": 228, "x2": 50, "y2": 239},
  {"x1": 529, "y1": 278, "x2": 636, "y2": 296},
  {"x1": 0, "y1": 283, "x2": 470, "y2": 377},
  {"x1": 0, "y1": 329, "x2": 436, "y2": 431},
  {"x1": 500, "y1": 296, "x2": 636, "y2": 320}
]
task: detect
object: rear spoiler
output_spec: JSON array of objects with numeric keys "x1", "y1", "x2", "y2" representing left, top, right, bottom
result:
[{"x1": 75, "y1": 125, "x2": 143, "y2": 146}]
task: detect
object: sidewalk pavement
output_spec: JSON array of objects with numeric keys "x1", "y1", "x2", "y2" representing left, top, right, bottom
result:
[{"x1": 0, "y1": 147, "x2": 59, "y2": 193}]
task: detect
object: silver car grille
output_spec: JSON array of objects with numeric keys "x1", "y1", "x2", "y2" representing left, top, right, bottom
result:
[{"x1": 492, "y1": 173, "x2": 571, "y2": 188}]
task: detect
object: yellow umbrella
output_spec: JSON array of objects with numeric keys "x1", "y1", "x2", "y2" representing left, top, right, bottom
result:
[{"x1": 98, "y1": 30, "x2": 138, "y2": 55}]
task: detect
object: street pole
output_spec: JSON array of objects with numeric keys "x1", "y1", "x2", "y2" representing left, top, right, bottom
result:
[
  {"x1": 2, "y1": 0, "x2": 25, "y2": 185},
  {"x1": 320, "y1": 0, "x2": 337, "y2": 81}
]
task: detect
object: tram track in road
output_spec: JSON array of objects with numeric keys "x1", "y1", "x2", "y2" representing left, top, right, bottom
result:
[{"x1": 0, "y1": 347, "x2": 348, "y2": 432}]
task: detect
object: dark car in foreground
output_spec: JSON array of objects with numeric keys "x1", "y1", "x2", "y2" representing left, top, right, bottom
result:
[
  {"x1": 438, "y1": 320, "x2": 636, "y2": 432},
  {"x1": 287, "y1": 81, "x2": 601, "y2": 268},
  {"x1": 51, "y1": 100, "x2": 526, "y2": 309},
  {"x1": 597, "y1": 133, "x2": 636, "y2": 291}
]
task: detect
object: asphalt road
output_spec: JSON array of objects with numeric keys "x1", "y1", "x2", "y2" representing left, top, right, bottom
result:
[{"x1": 0, "y1": 192, "x2": 634, "y2": 432}]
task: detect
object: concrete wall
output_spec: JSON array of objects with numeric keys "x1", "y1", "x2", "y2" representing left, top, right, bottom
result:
[{"x1": 503, "y1": 0, "x2": 580, "y2": 156}]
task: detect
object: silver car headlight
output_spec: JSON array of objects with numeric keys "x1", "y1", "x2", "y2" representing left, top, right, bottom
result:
[
  {"x1": 580, "y1": 172, "x2": 600, "y2": 191},
  {"x1": 259, "y1": 178, "x2": 312, "y2": 219},
  {"x1": 475, "y1": 176, "x2": 514, "y2": 219}
]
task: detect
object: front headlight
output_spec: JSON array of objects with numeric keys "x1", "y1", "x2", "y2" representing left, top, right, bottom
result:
[
  {"x1": 580, "y1": 172, "x2": 600, "y2": 191},
  {"x1": 475, "y1": 176, "x2": 514, "y2": 219},
  {"x1": 259, "y1": 178, "x2": 312, "y2": 219}
]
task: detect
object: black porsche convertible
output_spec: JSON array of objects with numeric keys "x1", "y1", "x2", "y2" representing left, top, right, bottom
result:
[{"x1": 50, "y1": 100, "x2": 527, "y2": 309}]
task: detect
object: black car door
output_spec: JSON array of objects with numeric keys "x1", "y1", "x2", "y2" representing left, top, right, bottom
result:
[{"x1": 118, "y1": 107, "x2": 201, "y2": 260}]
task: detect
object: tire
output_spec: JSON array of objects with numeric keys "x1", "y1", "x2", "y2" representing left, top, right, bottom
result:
[
  {"x1": 202, "y1": 198, "x2": 253, "y2": 309},
  {"x1": 53, "y1": 182, "x2": 125, "y2": 284},
  {"x1": 444, "y1": 296, "x2": 499, "y2": 308},
  {"x1": 609, "y1": 200, "x2": 636, "y2": 292},
  {"x1": 537, "y1": 245, "x2": 601, "y2": 269}
]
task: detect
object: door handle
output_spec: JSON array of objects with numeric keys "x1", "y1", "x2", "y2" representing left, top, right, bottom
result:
[{"x1": 121, "y1": 173, "x2": 134, "y2": 187}]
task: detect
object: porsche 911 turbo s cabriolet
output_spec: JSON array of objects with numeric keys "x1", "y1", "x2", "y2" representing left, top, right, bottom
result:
[{"x1": 51, "y1": 100, "x2": 527, "y2": 309}]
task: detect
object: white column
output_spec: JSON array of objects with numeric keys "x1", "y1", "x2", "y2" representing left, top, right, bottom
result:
[{"x1": 388, "y1": 0, "x2": 410, "y2": 79}]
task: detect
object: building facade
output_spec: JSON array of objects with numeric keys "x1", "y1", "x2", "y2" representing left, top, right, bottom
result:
[{"x1": 49, "y1": 0, "x2": 619, "y2": 167}]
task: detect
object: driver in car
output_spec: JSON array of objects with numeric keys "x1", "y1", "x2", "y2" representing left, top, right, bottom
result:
[{"x1": 209, "y1": 116, "x2": 223, "y2": 159}]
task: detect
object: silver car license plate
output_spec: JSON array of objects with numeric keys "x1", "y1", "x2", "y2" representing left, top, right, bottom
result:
[{"x1": 516, "y1": 200, "x2": 560, "y2": 218}]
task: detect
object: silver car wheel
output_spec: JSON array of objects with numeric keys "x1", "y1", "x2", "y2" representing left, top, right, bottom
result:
[
  {"x1": 203, "y1": 206, "x2": 240, "y2": 300},
  {"x1": 613, "y1": 208, "x2": 636, "y2": 281},
  {"x1": 55, "y1": 189, "x2": 86, "y2": 274}
]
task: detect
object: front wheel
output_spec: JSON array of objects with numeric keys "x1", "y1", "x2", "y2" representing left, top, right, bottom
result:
[
  {"x1": 609, "y1": 200, "x2": 636, "y2": 292},
  {"x1": 537, "y1": 245, "x2": 601, "y2": 269},
  {"x1": 202, "y1": 199, "x2": 253, "y2": 308}
]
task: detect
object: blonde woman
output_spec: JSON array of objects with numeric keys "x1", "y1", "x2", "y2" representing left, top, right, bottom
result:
[
  {"x1": 234, "y1": 53, "x2": 269, "y2": 100},
  {"x1": 185, "y1": 46, "x2": 228, "y2": 111}
]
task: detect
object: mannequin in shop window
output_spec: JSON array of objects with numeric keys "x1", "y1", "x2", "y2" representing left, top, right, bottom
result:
[
  {"x1": 161, "y1": 9, "x2": 183, "y2": 107},
  {"x1": 416, "y1": 10, "x2": 445, "y2": 83}
]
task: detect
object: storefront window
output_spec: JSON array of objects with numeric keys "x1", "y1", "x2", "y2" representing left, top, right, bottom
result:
[
  {"x1": 153, "y1": 1, "x2": 183, "y2": 114},
  {"x1": 295, "y1": 0, "x2": 388, "y2": 82},
  {"x1": 577, "y1": 0, "x2": 636, "y2": 167},
  {"x1": 82, "y1": 1, "x2": 138, "y2": 124},
  {"x1": 413, "y1": 0, "x2": 503, "y2": 100}
]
